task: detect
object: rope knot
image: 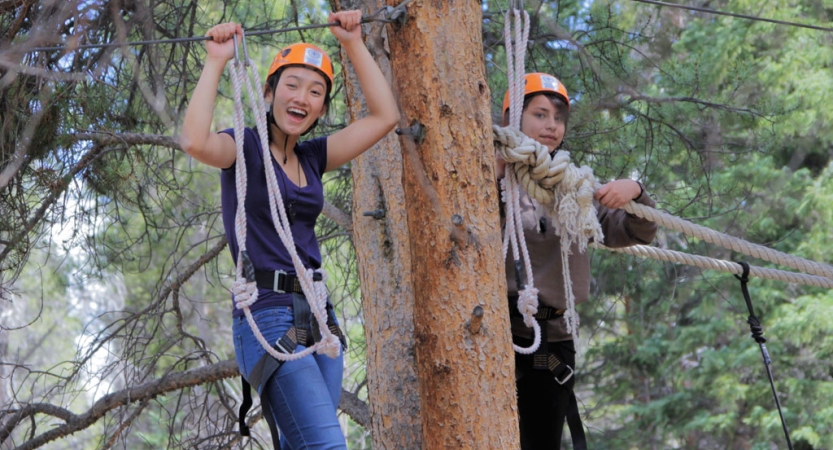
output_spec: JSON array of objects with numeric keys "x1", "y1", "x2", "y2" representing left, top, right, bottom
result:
[
  {"x1": 747, "y1": 316, "x2": 767, "y2": 343},
  {"x1": 233, "y1": 279, "x2": 258, "y2": 309},
  {"x1": 517, "y1": 287, "x2": 539, "y2": 328},
  {"x1": 318, "y1": 334, "x2": 342, "y2": 359}
]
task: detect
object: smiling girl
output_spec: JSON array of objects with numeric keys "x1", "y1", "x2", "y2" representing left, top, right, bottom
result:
[{"x1": 179, "y1": 10, "x2": 398, "y2": 449}]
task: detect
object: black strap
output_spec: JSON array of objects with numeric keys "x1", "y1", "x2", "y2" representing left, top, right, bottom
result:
[
  {"x1": 565, "y1": 392, "x2": 587, "y2": 450},
  {"x1": 545, "y1": 340, "x2": 585, "y2": 449},
  {"x1": 255, "y1": 270, "x2": 323, "y2": 294},
  {"x1": 239, "y1": 330, "x2": 298, "y2": 449},
  {"x1": 238, "y1": 379, "x2": 253, "y2": 436},
  {"x1": 734, "y1": 261, "x2": 793, "y2": 450}
]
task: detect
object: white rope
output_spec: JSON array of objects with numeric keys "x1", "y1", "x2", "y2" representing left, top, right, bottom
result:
[
  {"x1": 496, "y1": 118, "x2": 603, "y2": 355},
  {"x1": 621, "y1": 202, "x2": 833, "y2": 280},
  {"x1": 229, "y1": 43, "x2": 340, "y2": 362},
  {"x1": 493, "y1": 122, "x2": 833, "y2": 289},
  {"x1": 503, "y1": 6, "x2": 542, "y2": 355},
  {"x1": 594, "y1": 243, "x2": 833, "y2": 289}
]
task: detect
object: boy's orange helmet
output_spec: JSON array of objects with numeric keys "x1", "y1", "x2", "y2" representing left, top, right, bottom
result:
[
  {"x1": 502, "y1": 73, "x2": 570, "y2": 114},
  {"x1": 267, "y1": 43, "x2": 335, "y2": 90}
]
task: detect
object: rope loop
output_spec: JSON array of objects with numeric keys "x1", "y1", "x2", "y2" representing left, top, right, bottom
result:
[
  {"x1": 228, "y1": 43, "x2": 340, "y2": 362},
  {"x1": 232, "y1": 279, "x2": 258, "y2": 309}
]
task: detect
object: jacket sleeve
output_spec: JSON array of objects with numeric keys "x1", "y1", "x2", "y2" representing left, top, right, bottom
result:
[{"x1": 597, "y1": 182, "x2": 658, "y2": 248}]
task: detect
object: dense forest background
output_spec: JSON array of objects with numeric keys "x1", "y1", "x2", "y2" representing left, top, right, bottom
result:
[{"x1": 2, "y1": 0, "x2": 832, "y2": 448}]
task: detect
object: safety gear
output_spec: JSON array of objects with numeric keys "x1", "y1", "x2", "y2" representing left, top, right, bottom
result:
[
  {"x1": 502, "y1": 73, "x2": 570, "y2": 114},
  {"x1": 267, "y1": 43, "x2": 335, "y2": 91},
  {"x1": 238, "y1": 288, "x2": 347, "y2": 447}
]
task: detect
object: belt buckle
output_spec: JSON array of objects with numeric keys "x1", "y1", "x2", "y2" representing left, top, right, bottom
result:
[
  {"x1": 554, "y1": 365, "x2": 574, "y2": 385},
  {"x1": 273, "y1": 270, "x2": 287, "y2": 294}
]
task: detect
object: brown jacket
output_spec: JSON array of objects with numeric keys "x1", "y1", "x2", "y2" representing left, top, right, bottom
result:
[{"x1": 505, "y1": 184, "x2": 658, "y2": 341}]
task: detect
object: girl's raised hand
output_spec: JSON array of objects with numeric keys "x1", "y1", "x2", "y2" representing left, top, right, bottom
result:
[
  {"x1": 205, "y1": 22, "x2": 242, "y2": 63},
  {"x1": 329, "y1": 10, "x2": 362, "y2": 44}
]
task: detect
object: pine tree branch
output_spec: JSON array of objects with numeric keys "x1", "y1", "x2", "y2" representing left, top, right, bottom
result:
[{"x1": 2, "y1": 358, "x2": 369, "y2": 449}]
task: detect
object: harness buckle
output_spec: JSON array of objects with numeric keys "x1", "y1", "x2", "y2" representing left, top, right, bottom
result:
[
  {"x1": 554, "y1": 365, "x2": 574, "y2": 385},
  {"x1": 272, "y1": 270, "x2": 288, "y2": 293}
]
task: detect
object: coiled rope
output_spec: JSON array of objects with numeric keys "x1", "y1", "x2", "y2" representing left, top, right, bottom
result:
[
  {"x1": 493, "y1": 123, "x2": 833, "y2": 289},
  {"x1": 229, "y1": 33, "x2": 340, "y2": 362}
]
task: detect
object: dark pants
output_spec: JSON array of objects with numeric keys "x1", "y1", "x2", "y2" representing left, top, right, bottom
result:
[{"x1": 514, "y1": 338, "x2": 577, "y2": 450}]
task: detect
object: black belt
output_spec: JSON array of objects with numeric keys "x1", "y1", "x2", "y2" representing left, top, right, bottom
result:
[
  {"x1": 255, "y1": 270, "x2": 322, "y2": 294},
  {"x1": 508, "y1": 295, "x2": 566, "y2": 320}
]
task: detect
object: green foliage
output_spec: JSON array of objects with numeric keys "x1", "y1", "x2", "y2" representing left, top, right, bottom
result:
[{"x1": 481, "y1": 0, "x2": 833, "y2": 447}]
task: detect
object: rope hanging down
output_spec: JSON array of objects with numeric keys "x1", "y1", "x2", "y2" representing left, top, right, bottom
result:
[
  {"x1": 493, "y1": 125, "x2": 833, "y2": 287},
  {"x1": 229, "y1": 32, "x2": 340, "y2": 362},
  {"x1": 502, "y1": 5, "x2": 542, "y2": 355}
]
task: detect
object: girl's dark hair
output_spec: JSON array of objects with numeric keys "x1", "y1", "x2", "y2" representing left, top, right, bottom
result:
[{"x1": 263, "y1": 66, "x2": 333, "y2": 142}]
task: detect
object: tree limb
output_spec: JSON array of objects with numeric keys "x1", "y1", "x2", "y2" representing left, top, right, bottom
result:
[
  {"x1": 322, "y1": 200, "x2": 353, "y2": 233},
  {"x1": 338, "y1": 388, "x2": 369, "y2": 428},
  {"x1": 2, "y1": 358, "x2": 369, "y2": 450},
  {"x1": 70, "y1": 131, "x2": 181, "y2": 150}
]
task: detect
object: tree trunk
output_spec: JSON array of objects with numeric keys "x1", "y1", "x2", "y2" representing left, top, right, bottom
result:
[
  {"x1": 350, "y1": 1, "x2": 519, "y2": 448},
  {"x1": 333, "y1": 1, "x2": 519, "y2": 447},
  {"x1": 331, "y1": 1, "x2": 423, "y2": 449}
]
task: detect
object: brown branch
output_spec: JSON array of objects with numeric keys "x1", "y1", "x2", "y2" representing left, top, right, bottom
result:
[
  {"x1": 2, "y1": 360, "x2": 240, "y2": 450},
  {"x1": 0, "y1": 0, "x2": 25, "y2": 15},
  {"x1": 0, "y1": 84, "x2": 53, "y2": 190},
  {"x1": 69, "y1": 131, "x2": 181, "y2": 150},
  {"x1": 0, "y1": 143, "x2": 107, "y2": 263},
  {"x1": 338, "y1": 388, "x2": 369, "y2": 428},
  {"x1": 322, "y1": 200, "x2": 353, "y2": 233}
]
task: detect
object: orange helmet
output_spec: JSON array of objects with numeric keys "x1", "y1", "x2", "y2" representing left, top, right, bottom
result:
[
  {"x1": 502, "y1": 73, "x2": 570, "y2": 114},
  {"x1": 267, "y1": 43, "x2": 335, "y2": 91}
]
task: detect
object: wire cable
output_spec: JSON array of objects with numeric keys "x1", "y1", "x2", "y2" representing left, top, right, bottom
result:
[
  {"x1": 629, "y1": 0, "x2": 833, "y2": 33},
  {"x1": 22, "y1": 3, "x2": 408, "y2": 53}
]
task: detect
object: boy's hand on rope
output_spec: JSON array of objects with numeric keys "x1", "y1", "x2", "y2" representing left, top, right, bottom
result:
[
  {"x1": 329, "y1": 10, "x2": 363, "y2": 44},
  {"x1": 205, "y1": 22, "x2": 242, "y2": 63},
  {"x1": 595, "y1": 179, "x2": 642, "y2": 209}
]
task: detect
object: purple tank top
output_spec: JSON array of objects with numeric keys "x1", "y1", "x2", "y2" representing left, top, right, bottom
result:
[{"x1": 220, "y1": 127, "x2": 327, "y2": 317}]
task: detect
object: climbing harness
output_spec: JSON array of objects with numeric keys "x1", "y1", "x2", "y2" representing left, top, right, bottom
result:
[
  {"x1": 226, "y1": 31, "x2": 345, "y2": 440},
  {"x1": 238, "y1": 293, "x2": 346, "y2": 447}
]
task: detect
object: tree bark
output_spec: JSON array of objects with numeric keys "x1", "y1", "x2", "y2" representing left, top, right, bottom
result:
[
  {"x1": 330, "y1": 0, "x2": 423, "y2": 448},
  {"x1": 348, "y1": 1, "x2": 519, "y2": 448}
]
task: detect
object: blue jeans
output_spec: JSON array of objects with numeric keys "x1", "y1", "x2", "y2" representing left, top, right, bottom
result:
[{"x1": 233, "y1": 305, "x2": 346, "y2": 450}]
